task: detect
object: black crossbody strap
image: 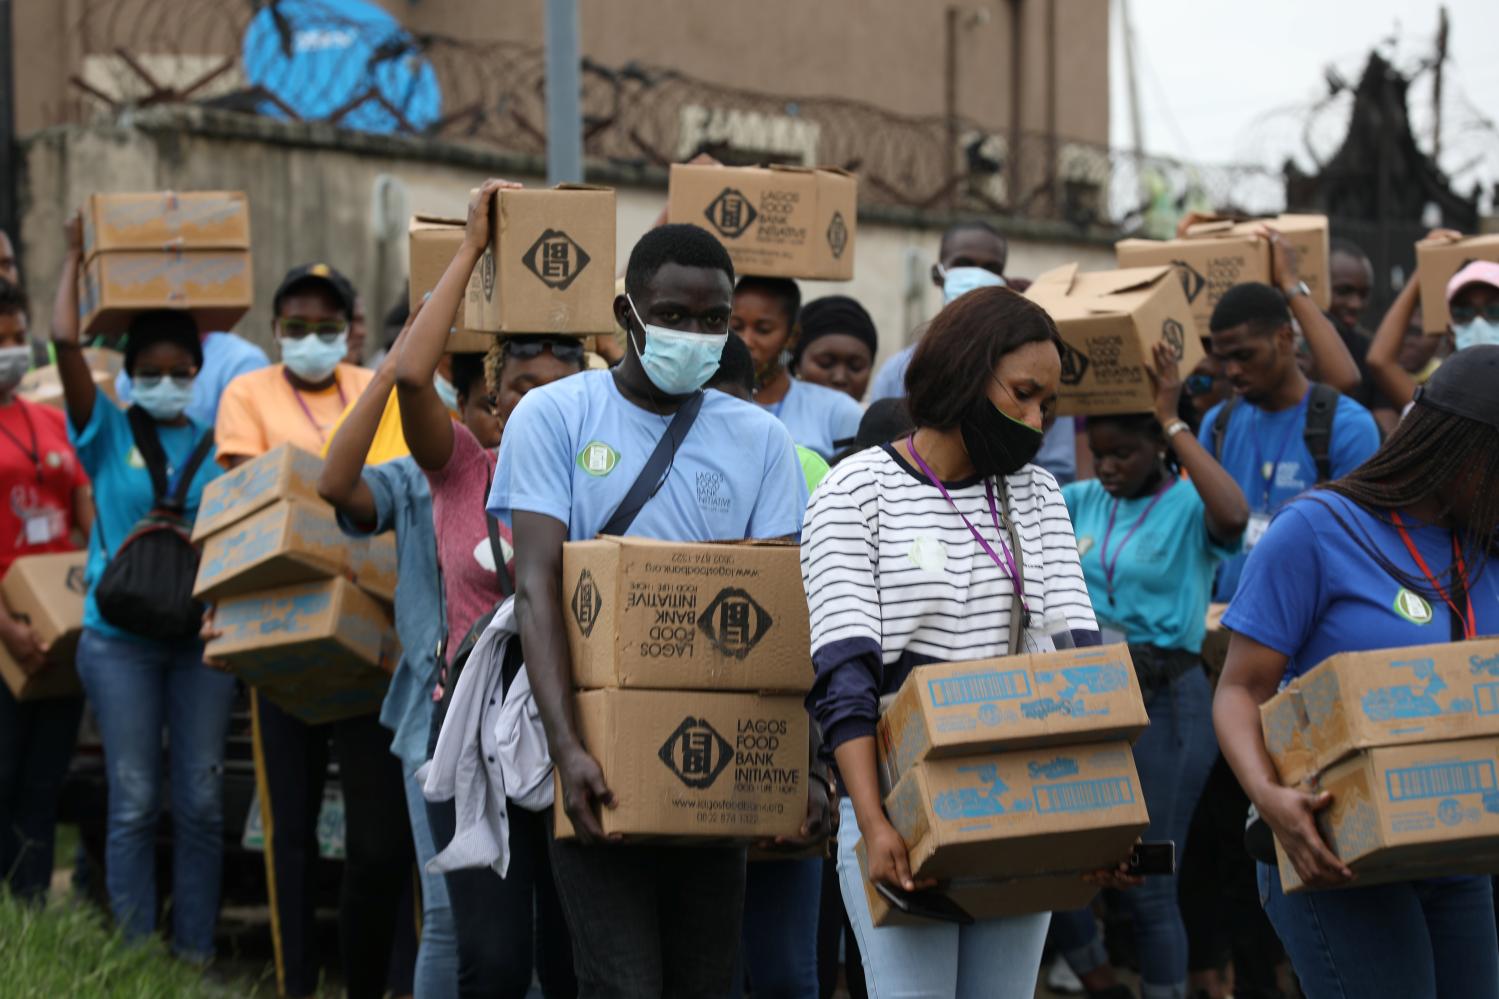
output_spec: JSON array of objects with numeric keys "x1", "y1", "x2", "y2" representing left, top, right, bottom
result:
[
  {"x1": 170, "y1": 433, "x2": 216, "y2": 509},
  {"x1": 126, "y1": 405, "x2": 171, "y2": 502},
  {"x1": 487, "y1": 512, "x2": 513, "y2": 598},
  {"x1": 600, "y1": 390, "x2": 705, "y2": 537}
]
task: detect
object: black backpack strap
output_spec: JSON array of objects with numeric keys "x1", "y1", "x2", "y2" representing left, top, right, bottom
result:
[
  {"x1": 169, "y1": 432, "x2": 216, "y2": 509},
  {"x1": 1303, "y1": 382, "x2": 1339, "y2": 485},
  {"x1": 1210, "y1": 396, "x2": 1238, "y2": 461},
  {"x1": 599, "y1": 390, "x2": 705, "y2": 537},
  {"x1": 125, "y1": 405, "x2": 171, "y2": 503},
  {"x1": 487, "y1": 512, "x2": 513, "y2": 598}
]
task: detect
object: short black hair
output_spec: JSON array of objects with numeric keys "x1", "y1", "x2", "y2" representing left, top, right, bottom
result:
[
  {"x1": 1330, "y1": 237, "x2": 1370, "y2": 264},
  {"x1": 734, "y1": 276, "x2": 800, "y2": 327},
  {"x1": 708, "y1": 332, "x2": 756, "y2": 396},
  {"x1": 625, "y1": 224, "x2": 735, "y2": 301},
  {"x1": 0, "y1": 278, "x2": 27, "y2": 319},
  {"x1": 939, "y1": 219, "x2": 1007, "y2": 257},
  {"x1": 1209, "y1": 282, "x2": 1290, "y2": 336},
  {"x1": 450, "y1": 351, "x2": 486, "y2": 401},
  {"x1": 125, "y1": 310, "x2": 203, "y2": 374}
]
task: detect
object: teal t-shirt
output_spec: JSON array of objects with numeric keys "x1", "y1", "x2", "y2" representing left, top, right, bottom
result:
[{"x1": 1063, "y1": 477, "x2": 1239, "y2": 653}]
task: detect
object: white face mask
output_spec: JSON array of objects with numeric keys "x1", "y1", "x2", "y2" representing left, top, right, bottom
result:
[
  {"x1": 938, "y1": 265, "x2": 1006, "y2": 305},
  {"x1": 0, "y1": 346, "x2": 30, "y2": 392},
  {"x1": 281, "y1": 332, "x2": 348, "y2": 382},
  {"x1": 434, "y1": 373, "x2": 459, "y2": 412},
  {"x1": 1454, "y1": 317, "x2": 1499, "y2": 353},
  {"x1": 133, "y1": 375, "x2": 195, "y2": 421},
  {"x1": 626, "y1": 296, "x2": 727, "y2": 396}
]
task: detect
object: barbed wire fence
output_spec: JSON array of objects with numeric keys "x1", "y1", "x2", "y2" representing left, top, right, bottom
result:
[{"x1": 59, "y1": 0, "x2": 1287, "y2": 235}]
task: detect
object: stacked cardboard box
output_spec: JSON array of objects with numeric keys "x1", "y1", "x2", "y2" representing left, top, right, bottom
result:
[
  {"x1": 409, "y1": 215, "x2": 493, "y2": 354},
  {"x1": 862, "y1": 645, "x2": 1151, "y2": 925},
  {"x1": 554, "y1": 536, "x2": 813, "y2": 841},
  {"x1": 0, "y1": 553, "x2": 88, "y2": 701},
  {"x1": 1414, "y1": 234, "x2": 1499, "y2": 334},
  {"x1": 19, "y1": 348, "x2": 123, "y2": 410},
  {"x1": 76, "y1": 191, "x2": 254, "y2": 337},
  {"x1": 200, "y1": 445, "x2": 399, "y2": 723},
  {"x1": 1261, "y1": 639, "x2": 1499, "y2": 892}
]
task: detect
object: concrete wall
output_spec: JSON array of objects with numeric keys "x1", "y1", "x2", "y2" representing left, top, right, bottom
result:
[{"x1": 18, "y1": 109, "x2": 1114, "y2": 367}]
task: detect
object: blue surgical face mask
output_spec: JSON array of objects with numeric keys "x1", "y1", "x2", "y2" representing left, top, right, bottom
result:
[
  {"x1": 626, "y1": 296, "x2": 727, "y2": 396},
  {"x1": 434, "y1": 372, "x2": 459, "y2": 412},
  {"x1": 940, "y1": 265, "x2": 1006, "y2": 305},
  {"x1": 1454, "y1": 317, "x2": 1499, "y2": 352},
  {"x1": 281, "y1": 332, "x2": 347, "y2": 382},
  {"x1": 133, "y1": 376, "x2": 195, "y2": 421}
]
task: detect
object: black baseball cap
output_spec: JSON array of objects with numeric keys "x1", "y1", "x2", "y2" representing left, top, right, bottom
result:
[
  {"x1": 274, "y1": 263, "x2": 355, "y2": 319},
  {"x1": 1414, "y1": 344, "x2": 1499, "y2": 428}
]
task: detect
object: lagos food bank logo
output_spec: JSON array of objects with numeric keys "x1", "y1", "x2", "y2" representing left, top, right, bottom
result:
[
  {"x1": 1171, "y1": 259, "x2": 1207, "y2": 304},
  {"x1": 571, "y1": 569, "x2": 603, "y2": 638},
  {"x1": 66, "y1": 566, "x2": 87, "y2": 595},
  {"x1": 659, "y1": 716, "x2": 734, "y2": 789},
  {"x1": 698, "y1": 587, "x2": 773, "y2": 659},
  {"x1": 1057, "y1": 339, "x2": 1090, "y2": 386},
  {"x1": 826, "y1": 211, "x2": 849, "y2": 258},
  {"x1": 1161, "y1": 318, "x2": 1186, "y2": 360},
  {"x1": 479, "y1": 248, "x2": 496, "y2": 300},
  {"x1": 703, "y1": 188, "x2": 758, "y2": 239},
  {"x1": 576, "y1": 441, "x2": 618, "y2": 477},
  {"x1": 522, "y1": 229, "x2": 591, "y2": 291},
  {"x1": 1393, "y1": 588, "x2": 1434, "y2": 626}
]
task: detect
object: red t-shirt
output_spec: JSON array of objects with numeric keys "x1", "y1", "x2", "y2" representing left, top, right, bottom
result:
[{"x1": 0, "y1": 398, "x2": 88, "y2": 575}]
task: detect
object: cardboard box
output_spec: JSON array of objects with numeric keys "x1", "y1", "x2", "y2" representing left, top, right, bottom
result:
[
  {"x1": 1201, "y1": 603, "x2": 1231, "y2": 683},
  {"x1": 0, "y1": 552, "x2": 88, "y2": 701},
  {"x1": 877, "y1": 644, "x2": 1148, "y2": 791},
  {"x1": 563, "y1": 537, "x2": 811, "y2": 693},
  {"x1": 668, "y1": 164, "x2": 856, "y2": 281},
  {"x1": 1275, "y1": 737, "x2": 1499, "y2": 893},
  {"x1": 858, "y1": 848, "x2": 1101, "y2": 926},
  {"x1": 191, "y1": 445, "x2": 327, "y2": 541},
  {"x1": 79, "y1": 191, "x2": 251, "y2": 258},
  {"x1": 78, "y1": 249, "x2": 253, "y2": 337},
  {"x1": 18, "y1": 348, "x2": 122, "y2": 410},
  {"x1": 463, "y1": 186, "x2": 616, "y2": 335},
  {"x1": 193, "y1": 498, "x2": 397, "y2": 603},
  {"x1": 882, "y1": 741, "x2": 1148, "y2": 883},
  {"x1": 1116, "y1": 214, "x2": 1330, "y2": 336},
  {"x1": 1025, "y1": 264, "x2": 1205, "y2": 415},
  {"x1": 408, "y1": 215, "x2": 494, "y2": 354},
  {"x1": 1261, "y1": 639, "x2": 1499, "y2": 787},
  {"x1": 1415, "y1": 234, "x2": 1499, "y2": 334},
  {"x1": 553, "y1": 688, "x2": 807, "y2": 841},
  {"x1": 205, "y1": 578, "x2": 398, "y2": 725}
]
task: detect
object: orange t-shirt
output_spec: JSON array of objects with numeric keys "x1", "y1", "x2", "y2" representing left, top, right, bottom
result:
[{"x1": 214, "y1": 363, "x2": 375, "y2": 465}]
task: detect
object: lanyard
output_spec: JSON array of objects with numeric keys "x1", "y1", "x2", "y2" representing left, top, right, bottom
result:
[
  {"x1": 0, "y1": 403, "x2": 42, "y2": 484},
  {"x1": 1099, "y1": 478, "x2": 1174, "y2": 606},
  {"x1": 906, "y1": 435, "x2": 1028, "y2": 616},
  {"x1": 1391, "y1": 511, "x2": 1476, "y2": 641},
  {"x1": 283, "y1": 368, "x2": 347, "y2": 445},
  {"x1": 1251, "y1": 394, "x2": 1309, "y2": 509}
]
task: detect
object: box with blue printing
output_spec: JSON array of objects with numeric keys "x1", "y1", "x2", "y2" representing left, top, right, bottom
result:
[{"x1": 191, "y1": 444, "x2": 327, "y2": 542}]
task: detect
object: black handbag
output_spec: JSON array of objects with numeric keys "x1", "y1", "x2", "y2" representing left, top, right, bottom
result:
[{"x1": 94, "y1": 407, "x2": 215, "y2": 642}]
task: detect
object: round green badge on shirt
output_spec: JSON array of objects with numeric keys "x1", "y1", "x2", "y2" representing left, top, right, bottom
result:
[
  {"x1": 1392, "y1": 588, "x2": 1433, "y2": 626},
  {"x1": 577, "y1": 441, "x2": 619, "y2": 477}
]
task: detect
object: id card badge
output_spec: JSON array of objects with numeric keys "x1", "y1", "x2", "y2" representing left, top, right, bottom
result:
[
  {"x1": 24, "y1": 514, "x2": 53, "y2": 545},
  {"x1": 1245, "y1": 512, "x2": 1272, "y2": 551}
]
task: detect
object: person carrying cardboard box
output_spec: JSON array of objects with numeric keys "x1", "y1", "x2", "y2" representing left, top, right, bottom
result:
[
  {"x1": 487, "y1": 219, "x2": 809, "y2": 996},
  {"x1": 1213, "y1": 346, "x2": 1499, "y2": 999}
]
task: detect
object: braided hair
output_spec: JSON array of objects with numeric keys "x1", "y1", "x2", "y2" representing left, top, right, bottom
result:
[{"x1": 1318, "y1": 403, "x2": 1499, "y2": 598}]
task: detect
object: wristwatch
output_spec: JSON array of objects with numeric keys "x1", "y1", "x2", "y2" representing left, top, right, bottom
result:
[
  {"x1": 1285, "y1": 280, "x2": 1310, "y2": 301},
  {"x1": 1163, "y1": 419, "x2": 1191, "y2": 440}
]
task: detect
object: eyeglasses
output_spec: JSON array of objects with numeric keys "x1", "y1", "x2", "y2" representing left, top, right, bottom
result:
[
  {"x1": 134, "y1": 370, "x2": 196, "y2": 389},
  {"x1": 1450, "y1": 303, "x2": 1499, "y2": 325},
  {"x1": 278, "y1": 319, "x2": 348, "y2": 342},
  {"x1": 1184, "y1": 373, "x2": 1216, "y2": 396},
  {"x1": 503, "y1": 338, "x2": 585, "y2": 363}
]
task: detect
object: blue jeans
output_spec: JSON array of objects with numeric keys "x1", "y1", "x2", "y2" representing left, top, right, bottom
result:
[
  {"x1": 1051, "y1": 667, "x2": 1217, "y2": 999},
  {"x1": 0, "y1": 684, "x2": 83, "y2": 902},
  {"x1": 835, "y1": 798, "x2": 1050, "y2": 999},
  {"x1": 76, "y1": 628, "x2": 236, "y2": 960},
  {"x1": 732, "y1": 857, "x2": 823, "y2": 998},
  {"x1": 405, "y1": 767, "x2": 458, "y2": 998},
  {"x1": 1261, "y1": 867, "x2": 1498, "y2": 999}
]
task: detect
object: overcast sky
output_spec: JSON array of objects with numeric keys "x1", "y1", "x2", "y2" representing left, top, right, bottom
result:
[{"x1": 1110, "y1": 0, "x2": 1499, "y2": 209}]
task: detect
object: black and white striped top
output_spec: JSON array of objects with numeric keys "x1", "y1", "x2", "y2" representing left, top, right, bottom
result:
[{"x1": 801, "y1": 443, "x2": 1098, "y2": 751}]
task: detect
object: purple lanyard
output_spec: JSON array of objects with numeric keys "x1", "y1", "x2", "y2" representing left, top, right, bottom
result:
[
  {"x1": 906, "y1": 435, "x2": 1029, "y2": 615},
  {"x1": 1099, "y1": 478, "x2": 1174, "y2": 605}
]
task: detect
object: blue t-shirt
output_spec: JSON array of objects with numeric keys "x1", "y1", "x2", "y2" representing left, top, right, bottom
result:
[
  {"x1": 70, "y1": 402, "x2": 220, "y2": 641},
  {"x1": 116, "y1": 332, "x2": 270, "y2": 428},
  {"x1": 1064, "y1": 477, "x2": 1239, "y2": 653},
  {"x1": 760, "y1": 379, "x2": 863, "y2": 460},
  {"x1": 337, "y1": 457, "x2": 441, "y2": 771},
  {"x1": 488, "y1": 370, "x2": 806, "y2": 542},
  {"x1": 868, "y1": 343, "x2": 915, "y2": 403},
  {"x1": 1200, "y1": 391, "x2": 1379, "y2": 601},
  {"x1": 1223, "y1": 492, "x2": 1499, "y2": 683}
]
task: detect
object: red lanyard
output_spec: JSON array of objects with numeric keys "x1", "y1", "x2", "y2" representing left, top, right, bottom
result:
[
  {"x1": 283, "y1": 368, "x2": 347, "y2": 445},
  {"x1": 1391, "y1": 511, "x2": 1476, "y2": 640},
  {"x1": 1099, "y1": 478, "x2": 1174, "y2": 606}
]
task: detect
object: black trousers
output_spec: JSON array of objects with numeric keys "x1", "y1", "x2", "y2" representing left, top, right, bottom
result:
[{"x1": 251, "y1": 692, "x2": 414, "y2": 998}]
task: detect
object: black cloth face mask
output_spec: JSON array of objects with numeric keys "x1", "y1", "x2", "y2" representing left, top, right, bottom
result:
[{"x1": 960, "y1": 394, "x2": 1044, "y2": 478}]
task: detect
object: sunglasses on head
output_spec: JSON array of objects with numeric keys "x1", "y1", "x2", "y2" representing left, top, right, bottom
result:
[
  {"x1": 1184, "y1": 373, "x2": 1216, "y2": 396},
  {"x1": 503, "y1": 338, "x2": 585, "y2": 362},
  {"x1": 279, "y1": 318, "x2": 348, "y2": 342},
  {"x1": 1450, "y1": 303, "x2": 1499, "y2": 325}
]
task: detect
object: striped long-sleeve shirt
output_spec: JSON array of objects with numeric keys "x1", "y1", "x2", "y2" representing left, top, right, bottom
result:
[{"x1": 801, "y1": 444, "x2": 1098, "y2": 752}]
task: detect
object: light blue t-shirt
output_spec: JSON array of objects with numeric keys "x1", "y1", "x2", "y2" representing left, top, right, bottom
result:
[
  {"x1": 116, "y1": 332, "x2": 270, "y2": 427},
  {"x1": 869, "y1": 343, "x2": 915, "y2": 403},
  {"x1": 69, "y1": 402, "x2": 220, "y2": 641},
  {"x1": 1223, "y1": 491, "x2": 1499, "y2": 683},
  {"x1": 1064, "y1": 477, "x2": 1239, "y2": 653},
  {"x1": 337, "y1": 457, "x2": 442, "y2": 771},
  {"x1": 1200, "y1": 391, "x2": 1379, "y2": 601},
  {"x1": 488, "y1": 370, "x2": 806, "y2": 542},
  {"x1": 760, "y1": 379, "x2": 863, "y2": 460}
]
